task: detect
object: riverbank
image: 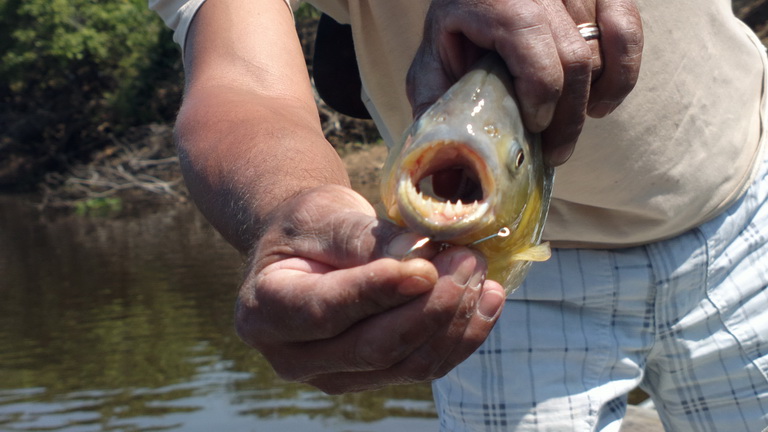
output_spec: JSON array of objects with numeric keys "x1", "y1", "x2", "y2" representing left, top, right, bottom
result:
[{"x1": 17, "y1": 1, "x2": 768, "y2": 214}]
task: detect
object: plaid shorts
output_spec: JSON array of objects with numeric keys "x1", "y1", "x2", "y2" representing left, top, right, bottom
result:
[{"x1": 433, "y1": 154, "x2": 768, "y2": 431}]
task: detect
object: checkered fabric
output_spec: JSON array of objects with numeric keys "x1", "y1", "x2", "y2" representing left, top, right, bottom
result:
[{"x1": 433, "y1": 154, "x2": 768, "y2": 431}]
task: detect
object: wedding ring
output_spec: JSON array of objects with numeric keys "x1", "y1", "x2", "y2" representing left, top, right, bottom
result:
[{"x1": 577, "y1": 23, "x2": 600, "y2": 41}]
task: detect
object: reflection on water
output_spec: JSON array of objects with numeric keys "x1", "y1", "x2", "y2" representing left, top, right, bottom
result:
[{"x1": 0, "y1": 196, "x2": 436, "y2": 431}]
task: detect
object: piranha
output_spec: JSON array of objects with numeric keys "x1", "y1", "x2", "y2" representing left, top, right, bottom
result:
[{"x1": 380, "y1": 54, "x2": 555, "y2": 294}]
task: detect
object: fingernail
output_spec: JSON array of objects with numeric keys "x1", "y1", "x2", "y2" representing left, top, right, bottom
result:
[
  {"x1": 477, "y1": 289, "x2": 504, "y2": 321},
  {"x1": 468, "y1": 270, "x2": 485, "y2": 291},
  {"x1": 386, "y1": 233, "x2": 427, "y2": 259},
  {"x1": 533, "y1": 101, "x2": 556, "y2": 131},
  {"x1": 450, "y1": 251, "x2": 484, "y2": 290}
]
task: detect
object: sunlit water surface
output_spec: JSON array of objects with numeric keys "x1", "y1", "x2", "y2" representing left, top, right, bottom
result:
[{"x1": 0, "y1": 196, "x2": 436, "y2": 431}]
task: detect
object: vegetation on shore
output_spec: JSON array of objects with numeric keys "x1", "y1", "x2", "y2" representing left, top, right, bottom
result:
[
  {"x1": 0, "y1": 1, "x2": 376, "y2": 210},
  {"x1": 0, "y1": 0, "x2": 181, "y2": 189},
  {"x1": 1, "y1": 0, "x2": 766, "y2": 211}
]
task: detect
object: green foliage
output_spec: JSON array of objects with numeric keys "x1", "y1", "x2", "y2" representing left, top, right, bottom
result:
[
  {"x1": 74, "y1": 196, "x2": 123, "y2": 217},
  {"x1": 0, "y1": 0, "x2": 183, "y2": 185},
  {"x1": 294, "y1": 2, "x2": 321, "y2": 20}
]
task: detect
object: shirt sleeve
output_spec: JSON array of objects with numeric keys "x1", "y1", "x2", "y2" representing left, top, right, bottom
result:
[{"x1": 149, "y1": 0, "x2": 296, "y2": 54}]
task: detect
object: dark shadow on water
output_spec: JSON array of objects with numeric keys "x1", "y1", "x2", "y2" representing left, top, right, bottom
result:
[{"x1": 0, "y1": 195, "x2": 436, "y2": 431}]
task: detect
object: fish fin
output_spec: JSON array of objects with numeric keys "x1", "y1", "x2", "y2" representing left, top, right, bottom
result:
[{"x1": 510, "y1": 242, "x2": 551, "y2": 262}]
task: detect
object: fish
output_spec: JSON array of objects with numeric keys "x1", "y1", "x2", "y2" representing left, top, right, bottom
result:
[{"x1": 380, "y1": 53, "x2": 555, "y2": 294}]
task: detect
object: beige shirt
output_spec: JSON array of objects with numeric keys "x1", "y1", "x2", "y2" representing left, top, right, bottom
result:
[{"x1": 153, "y1": 0, "x2": 768, "y2": 248}]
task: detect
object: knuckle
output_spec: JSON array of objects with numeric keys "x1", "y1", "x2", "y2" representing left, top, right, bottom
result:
[
  {"x1": 560, "y1": 51, "x2": 593, "y2": 90},
  {"x1": 563, "y1": 41, "x2": 593, "y2": 72},
  {"x1": 234, "y1": 317, "x2": 257, "y2": 348},
  {"x1": 614, "y1": 26, "x2": 644, "y2": 64},
  {"x1": 404, "y1": 348, "x2": 441, "y2": 382},
  {"x1": 531, "y1": 69, "x2": 564, "y2": 100},
  {"x1": 243, "y1": 290, "x2": 340, "y2": 343},
  {"x1": 254, "y1": 345, "x2": 310, "y2": 383},
  {"x1": 354, "y1": 336, "x2": 404, "y2": 371},
  {"x1": 605, "y1": 2, "x2": 645, "y2": 57},
  {"x1": 234, "y1": 296, "x2": 269, "y2": 348},
  {"x1": 431, "y1": 363, "x2": 455, "y2": 381},
  {"x1": 351, "y1": 319, "x2": 436, "y2": 373},
  {"x1": 294, "y1": 299, "x2": 339, "y2": 339},
  {"x1": 495, "y1": 3, "x2": 546, "y2": 31}
]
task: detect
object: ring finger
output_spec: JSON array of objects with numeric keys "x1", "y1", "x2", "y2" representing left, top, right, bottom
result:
[
  {"x1": 534, "y1": 0, "x2": 595, "y2": 165},
  {"x1": 563, "y1": 0, "x2": 602, "y2": 79}
]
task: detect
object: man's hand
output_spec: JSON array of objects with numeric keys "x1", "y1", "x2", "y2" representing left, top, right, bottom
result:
[
  {"x1": 235, "y1": 185, "x2": 506, "y2": 393},
  {"x1": 407, "y1": 0, "x2": 643, "y2": 166}
]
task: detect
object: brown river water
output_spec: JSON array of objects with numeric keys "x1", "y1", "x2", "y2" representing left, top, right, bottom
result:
[{"x1": 0, "y1": 195, "x2": 435, "y2": 431}]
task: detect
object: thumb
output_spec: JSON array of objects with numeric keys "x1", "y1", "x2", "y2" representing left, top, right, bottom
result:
[
  {"x1": 257, "y1": 185, "x2": 438, "y2": 270},
  {"x1": 406, "y1": 44, "x2": 454, "y2": 119},
  {"x1": 245, "y1": 255, "x2": 439, "y2": 343},
  {"x1": 406, "y1": 34, "x2": 485, "y2": 119}
]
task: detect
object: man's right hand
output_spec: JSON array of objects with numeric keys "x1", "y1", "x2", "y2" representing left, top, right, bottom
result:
[
  {"x1": 235, "y1": 185, "x2": 506, "y2": 394},
  {"x1": 407, "y1": 0, "x2": 643, "y2": 167},
  {"x1": 178, "y1": 0, "x2": 507, "y2": 394}
]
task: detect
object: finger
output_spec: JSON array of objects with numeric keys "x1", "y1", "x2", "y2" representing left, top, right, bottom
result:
[
  {"x1": 535, "y1": 0, "x2": 595, "y2": 166},
  {"x1": 562, "y1": 0, "x2": 602, "y2": 78},
  {"x1": 404, "y1": 276, "x2": 505, "y2": 381},
  {"x1": 236, "y1": 255, "x2": 439, "y2": 345},
  {"x1": 407, "y1": 0, "x2": 564, "y2": 131},
  {"x1": 588, "y1": 0, "x2": 643, "y2": 118},
  {"x1": 274, "y1": 248, "x2": 485, "y2": 379},
  {"x1": 305, "y1": 279, "x2": 505, "y2": 394},
  {"x1": 257, "y1": 185, "x2": 439, "y2": 270},
  {"x1": 407, "y1": 32, "x2": 484, "y2": 119},
  {"x1": 585, "y1": 28, "x2": 603, "y2": 82},
  {"x1": 264, "y1": 247, "x2": 489, "y2": 385},
  {"x1": 492, "y1": 5, "x2": 563, "y2": 133}
]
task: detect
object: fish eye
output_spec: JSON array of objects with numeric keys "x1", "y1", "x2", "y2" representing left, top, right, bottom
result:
[
  {"x1": 515, "y1": 150, "x2": 525, "y2": 168},
  {"x1": 505, "y1": 143, "x2": 525, "y2": 176}
]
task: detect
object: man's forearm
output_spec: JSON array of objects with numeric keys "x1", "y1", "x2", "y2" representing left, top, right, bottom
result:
[
  {"x1": 175, "y1": 87, "x2": 350, "y2": 254},
  {"x1": 173, "y1": 0, "x2": 346, "y2": 254}
]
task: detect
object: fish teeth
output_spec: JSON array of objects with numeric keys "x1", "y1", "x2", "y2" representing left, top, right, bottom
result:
[
  {"x1": 427, "y1": 197, "x2": 436, "y2": 215},
  {"x1": 444, "y1": 200, "x2": 456, "y2": 219},
  {"x1": 402, "y1": 176, "x2": 485, "y2": 221}
]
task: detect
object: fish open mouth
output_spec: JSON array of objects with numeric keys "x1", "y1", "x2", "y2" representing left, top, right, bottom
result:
[{"x1": 397, "y1": 141, "x2": 493, "y2": 232}]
